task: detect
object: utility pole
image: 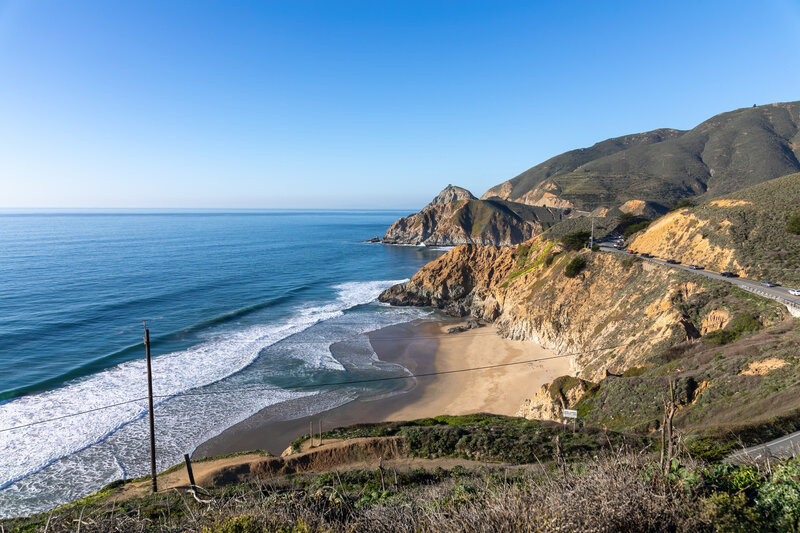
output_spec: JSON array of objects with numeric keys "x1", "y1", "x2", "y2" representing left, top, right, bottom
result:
[
  {"x1": 144, "y1": 322, "x2": 157, "y2": 493},
  {"x1": 590, "y1": 217, "x2": 595, "y2": 248}
]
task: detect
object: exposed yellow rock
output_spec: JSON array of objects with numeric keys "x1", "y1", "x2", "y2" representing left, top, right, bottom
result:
[
  {"x1": 516, "y1": 377, "x2": 594, "y2": 421},
  {"x1": 380, "y1": 240, "x2": 713, "y2": 380},
  {"x1": 740, "y1": 358, "x2": 788, "y2": 376},
  {"x1": 701, "y1": 309, "x2": 731, "y2": 335},
  {"x1": 629, "y1": 211, "x2": 745, "y2": 275},
  {"x1": 481, "y1": 181, "x2": 512, "y2": 200},
  {"x1": 520, "y1": 190, "x2": 575, "y2": 209},
  {"x1": 709, "y1": 199, "x2": 753, "y2": 207},
  {"x1": 619, "y1": 200, "x2": 647, "y2": 215}
]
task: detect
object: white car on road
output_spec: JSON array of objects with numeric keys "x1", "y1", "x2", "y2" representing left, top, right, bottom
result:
[{"x1": 790, "y1": 289, "x2": 800, "y2": 296}]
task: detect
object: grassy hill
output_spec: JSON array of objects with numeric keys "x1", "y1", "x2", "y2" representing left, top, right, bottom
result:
[
  {"x1": 629, "y1": 172, "x2": 800, "y2": 286},
  {"x1": 484, "y1": 101, "x2": 800, "y2": 212},
  {"x1": 5, "y1": 415, "x2": 800, "y2": 531}
]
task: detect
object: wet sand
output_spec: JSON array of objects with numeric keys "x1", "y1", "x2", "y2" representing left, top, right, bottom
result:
[{"x1": 195, "y1": 318, "x2": 570, "y2": 459}]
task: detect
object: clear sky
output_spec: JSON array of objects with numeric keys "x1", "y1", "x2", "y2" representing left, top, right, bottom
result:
[{"x1": 1, "y1": 0, "x2": 799, "y2": 209}]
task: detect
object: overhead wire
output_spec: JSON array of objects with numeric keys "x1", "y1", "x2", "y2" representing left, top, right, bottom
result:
[{"x1": 0, "y1": 344, "x2": 628, "y2": 434}]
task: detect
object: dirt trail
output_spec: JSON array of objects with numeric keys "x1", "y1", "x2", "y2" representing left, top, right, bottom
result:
[{"x1": 114, "y1": 436, "x2": 503, "y2": 501}]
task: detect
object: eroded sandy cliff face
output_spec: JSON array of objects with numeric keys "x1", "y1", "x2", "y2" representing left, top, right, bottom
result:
[
  {"x1": 626, "y1": 173, "x2": 800, "y2": 286},
  {"x1": 380, "y1": 239, "x2": 740, "y2": 381},
  {"x1": 380, "y1": 238, "x2": 790, "y2": 428},
  {"x1": 628, "y1": 209, "x2": 746, "y2": 275}
]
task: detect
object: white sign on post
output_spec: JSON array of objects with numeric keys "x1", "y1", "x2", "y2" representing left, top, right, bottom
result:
[{"x1": 563, "y1": 409, "x2": 578, "y2": 419}]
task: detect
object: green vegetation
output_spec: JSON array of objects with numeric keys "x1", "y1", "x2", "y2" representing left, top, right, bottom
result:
[
  {"x1": 486, "y1": 101, "x2": 800, "y2": 211},
  {"x1": 670, "y1": 199, "x2": 696, "y2": 211},
  {"x1": 564, "y1": 256, "x2": 587, "y2": 277},
  {"x1": 621, "y1": 255, "x2": 640, "y2": 269},
  {"x1": 788, "y1": 212, "x2": 800, "y2": 234},
  {"x1": 623, "y1": 220, "x2": 650, "y2": 237},
  {"x1": 703, "y1": 312, "x2": 762, "y2": 345},
  {"x1": 292, "y1": 414, "x2": 647, "y2": 464},
  {"x1": 9, "y1": 446, "x2": 800, "y2": 532},
  {"x1": 559, "y1": 231, "x2": 591, "y2": 251},
  {"x1": 504, "y1": 241, "x2": 555, "y2": 282}
]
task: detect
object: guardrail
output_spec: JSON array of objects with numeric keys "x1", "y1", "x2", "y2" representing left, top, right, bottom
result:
[{"x1": 735, "y1": 284, "x2": 800, "y2": 318}]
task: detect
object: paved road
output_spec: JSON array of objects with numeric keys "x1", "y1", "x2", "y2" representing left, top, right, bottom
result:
[
  {"x1": 726, "y1": 432, "x2": 800, "y2": 463},
  {"x1": 598, "y1": 245, "x2": 800, "y2": 311},
  {"x1": 599, "y1": 243, "x2": 800, "y2": 462}
]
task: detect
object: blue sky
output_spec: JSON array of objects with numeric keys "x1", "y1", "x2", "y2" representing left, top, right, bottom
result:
[{"x1": 1, "y1": 1, "x2": 799, "y2": 209}]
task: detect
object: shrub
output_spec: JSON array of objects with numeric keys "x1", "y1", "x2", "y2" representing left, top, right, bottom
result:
[
  {"x1": 564, "y1": 257, "x2": 587, "y2": 278},
  {"x1": 788, "y1": 212, "x2": 800, "y2": 235},
  {"x1": 704, "y1": 312, "x2": 761, "y2": 345},
  {"x1": 701, "y1": 492, "x2": 764, "y2": 532},
  {"x1": 205, "y1": 515, "x2": 261, "y2": 533},
  {"x1": 617, "y1": 212, "x2": 636, "y2": 225},
  {"x1": 623, "y1": 221, "x2": 650, "y2": 238},
  {"x1": 621, "y1": 366, "x2": 648, "y2": 377},
  {"x1": 560, "y1": 231, "x2": 591, "y2": 251},
  {"x1": 621, "y1": 256, "x2": 639, "y2": 269},
  {"x1": 758, "y1": 459, "x2": 800, "y2": 530},
  {"x1": 670, "y1": 199, "x2": 696, "y2": 211}
]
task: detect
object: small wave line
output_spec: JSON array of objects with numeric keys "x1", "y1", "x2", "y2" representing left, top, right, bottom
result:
[{"x1": 0, "y1": 344, "x2": 627, "y2": 434}]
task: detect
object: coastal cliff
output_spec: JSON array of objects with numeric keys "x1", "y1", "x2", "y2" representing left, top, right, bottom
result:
[
  {"x1": 382, "y1": 186, "x2": 571, "y2": 246},
  {"x1": 379, "y1": 235, "x2": 799, "y2": 437},
  {"x1": 379, "y1": 238, "x2": 784, "y2": 381}
]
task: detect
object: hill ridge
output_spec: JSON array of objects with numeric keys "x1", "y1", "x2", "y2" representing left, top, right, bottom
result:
[{"x1": 484, "y1": 100, "x2": 800, "y2": 212}]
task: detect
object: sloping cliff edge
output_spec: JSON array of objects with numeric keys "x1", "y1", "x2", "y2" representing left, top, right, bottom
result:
[{"x1": 379, "y1": 239, "x2": 784, "y2": 382}]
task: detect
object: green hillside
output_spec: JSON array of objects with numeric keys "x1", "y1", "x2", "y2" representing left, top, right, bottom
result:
[{"x1": 485, "y1": 101, "x2": 800, "y2": 211}]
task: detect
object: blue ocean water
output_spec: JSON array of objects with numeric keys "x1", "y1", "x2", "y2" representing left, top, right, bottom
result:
[{"x1": 0, "y1": 210, "x2": 444, "y2": 517}]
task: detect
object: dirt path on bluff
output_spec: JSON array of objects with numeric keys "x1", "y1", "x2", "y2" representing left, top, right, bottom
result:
[{"x1": 114, "y1": 436, "x2": 507, "y2": 501}]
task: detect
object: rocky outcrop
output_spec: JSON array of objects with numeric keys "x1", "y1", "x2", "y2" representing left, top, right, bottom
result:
[
  {"x1": 618, "y1": 200, "x2": 667, "y2": 218},
  {"x1": 379, "y1": 238, "x2": 777, "y2": 381},
  {"x1": 427, "y1": 185, "x2": 476, "y2": 206},
  {"x1": 382, "y1": 186, "x2": 572, "y2": 246},
  {"x1": 516, "y1": 376, "x2": 596, "y2": 421},
  {"x1": 700, "y1": 309, "x2": 732, "y2": 335}
]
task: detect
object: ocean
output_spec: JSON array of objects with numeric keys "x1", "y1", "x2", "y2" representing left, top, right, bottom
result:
[{"x1": 0, "y1": 210, "x2": 444, "y2": 517}]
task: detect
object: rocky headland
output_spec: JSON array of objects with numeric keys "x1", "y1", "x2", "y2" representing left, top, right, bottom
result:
[{"x1": 382, "y1": 185, "x2": 572, "y2": 246}]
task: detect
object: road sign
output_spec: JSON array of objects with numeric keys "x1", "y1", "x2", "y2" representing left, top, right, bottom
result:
[{"x1": 563, "y1": 409, "x2": 578, "y2": 419}]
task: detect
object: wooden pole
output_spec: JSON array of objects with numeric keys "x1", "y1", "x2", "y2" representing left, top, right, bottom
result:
[
  {"x1": 144, "y1": 323, "x2": 157, "y2": 493},
  {"x1": 184, "y1": 454, "x2": 196, "y2": 488},
  {"x1": 310, "y1": 421, "x2": 314, "y2": 447}
]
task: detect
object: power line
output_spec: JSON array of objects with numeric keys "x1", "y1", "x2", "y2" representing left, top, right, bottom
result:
[
  {"x1": 0, "y1": 344, "x2": 627, "y2": 434},
  {"x1": 0, "y1": 397, "x2": 149, "y2": 433},
  {"x1": 6, "y1": 331, "x2": 509, "y2": 345}
]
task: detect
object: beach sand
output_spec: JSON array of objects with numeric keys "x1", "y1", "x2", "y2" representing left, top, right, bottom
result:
[
  {"x1": 195, "y1": 317, "x2": 570, "y2": 459},
  {"x1": 376, "y1": 320, "x2": 570, "y2": 421}
]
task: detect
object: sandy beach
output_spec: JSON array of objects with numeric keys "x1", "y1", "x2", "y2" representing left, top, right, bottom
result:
[
  {"x1": 375, "y1": 320, "x2": 570, "y2": 421},
  {"x1": 195, "y1": 317, "x2": 571, "y2": 459}
]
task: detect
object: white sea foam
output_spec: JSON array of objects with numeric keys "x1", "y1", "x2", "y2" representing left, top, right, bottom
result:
[{"x1": 0, "y1": 279, "x2": 418, "y2": 516}]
